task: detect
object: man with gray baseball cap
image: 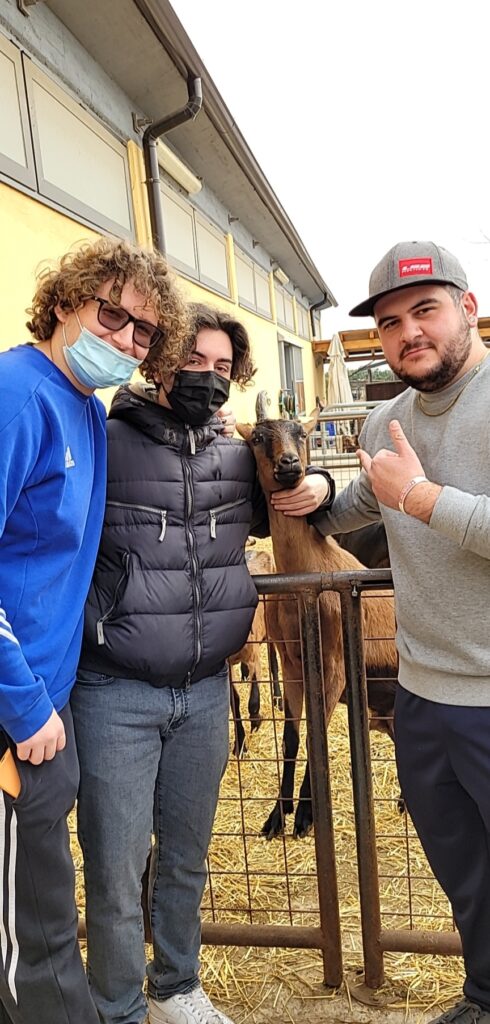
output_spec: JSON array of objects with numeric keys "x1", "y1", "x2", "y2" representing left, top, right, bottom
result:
[
  {"x1": 273, "y1": 240, "x2": 490, "y2": 1024},
  {"x1": 349, "y1": 240, "x2": 469, "y2": 317}
]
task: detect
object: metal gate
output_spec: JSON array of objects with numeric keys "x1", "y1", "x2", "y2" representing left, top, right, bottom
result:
[
  {"x1": 201, "y1": 569, "x2": 460, "y2": 990},
  {"x1": 73, "y1": 569, "x2": 460, "y2": 990}
]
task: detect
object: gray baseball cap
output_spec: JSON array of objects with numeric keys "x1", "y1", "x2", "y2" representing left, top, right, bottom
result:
[{"x1": 349, "y1": 240, "x2": 468, "y2": 318}]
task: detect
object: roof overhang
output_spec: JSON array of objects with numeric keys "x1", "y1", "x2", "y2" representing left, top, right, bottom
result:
[{"x1": 43, "y1": 0, "x2": 336, "y2": 308}]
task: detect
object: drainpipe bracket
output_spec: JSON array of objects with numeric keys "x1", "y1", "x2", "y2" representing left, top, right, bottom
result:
[
  {"x1": 17, "y1": 0, "x2": 39, "y2": 14},
  {"x1": 132, "y1": 112, "x2": 153, "y2": 136}
]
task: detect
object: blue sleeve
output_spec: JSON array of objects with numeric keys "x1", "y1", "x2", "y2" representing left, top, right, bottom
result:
[{"x1": 0, "y1": 400, "x2": 54, "y2": 741}]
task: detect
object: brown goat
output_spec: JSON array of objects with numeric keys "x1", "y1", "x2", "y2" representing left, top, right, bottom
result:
[
  {"x1": 237, "y1": 417, "x2": 398, "y2": 839},
  {"x1": 229, "y1": 549, "x2": 281, "y2": 757}
]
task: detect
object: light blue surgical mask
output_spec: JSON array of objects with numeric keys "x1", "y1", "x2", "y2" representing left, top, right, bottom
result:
[{"x1": 63, "y1": 324, "x2": 142, "y2": 389}]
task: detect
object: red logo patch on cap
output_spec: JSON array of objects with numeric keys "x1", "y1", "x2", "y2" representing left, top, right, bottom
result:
[{"x1": 398, "y1": 257, "x2": 433, "y2": 278}]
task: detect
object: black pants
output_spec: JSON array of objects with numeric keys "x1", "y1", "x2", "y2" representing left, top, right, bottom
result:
[
  {"x1": 395, "y1": 686, "x2": 490, "y2": 1010},
  {"x1": 0, "y1": 705, "x2": 98, "y2": 1024}
]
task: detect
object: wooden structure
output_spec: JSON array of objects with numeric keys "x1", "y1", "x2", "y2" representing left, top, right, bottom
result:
[{"x1": 314, "y1": 317, "x2": 490, "y2": 363}]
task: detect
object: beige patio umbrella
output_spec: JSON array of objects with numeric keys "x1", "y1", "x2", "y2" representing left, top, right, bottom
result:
[{"x1": 326, "y1": 333, "x2": 354, "y2": 436}]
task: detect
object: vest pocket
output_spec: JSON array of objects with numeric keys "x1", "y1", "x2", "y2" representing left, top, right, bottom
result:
[
  {"x1": 96, "y1": 550, "x2": 131, "y2": 645},
  {"x1": 209, "y1": 497, "x2": 248, "y2": 539}
]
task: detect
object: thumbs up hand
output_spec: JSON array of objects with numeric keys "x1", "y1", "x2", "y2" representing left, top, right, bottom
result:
[{"x1": 357, "y1": 420, "x2": 426, "y2": 510}]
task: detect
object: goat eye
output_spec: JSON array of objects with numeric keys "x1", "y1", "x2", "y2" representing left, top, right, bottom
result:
[
  {"x1": 252, "y1": 434, "x2": 263, "y2": 446},
  {"x1": 299, "y1": 431, "x2": 307, "y2": 441}
]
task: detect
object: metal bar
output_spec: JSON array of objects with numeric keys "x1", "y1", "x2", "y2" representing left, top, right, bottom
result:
[
  {"x1": 340, "y1": 588, "x2": 384, "y2": 989},
  {"x1": 380, "y1": 929, "x2": 461, "y2": 955},
  {"x1": 253, "y1": 570, "x2": 393, "y2": 596},
  {"x1": 299, "y1": 592, "x2": 343, "y2": 988},
  {"x1": 202, "y1": 923, "x2": 324, "y2": 948}
]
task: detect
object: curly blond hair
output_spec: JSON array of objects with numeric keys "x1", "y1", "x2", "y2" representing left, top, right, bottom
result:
[{"x1": 26, "y1": 237, "x2": 190, "y2": 376}]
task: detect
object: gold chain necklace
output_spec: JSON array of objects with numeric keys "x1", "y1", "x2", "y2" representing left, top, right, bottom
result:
[{"x1": 416, "y1": 352, "x2": 489, "y2": 417}]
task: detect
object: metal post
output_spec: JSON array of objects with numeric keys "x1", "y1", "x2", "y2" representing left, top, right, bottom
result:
[
  {"x1": 299, "y1": 591, "x2": 343, "y2": 988},
  {"x1": 339, "y1": 587, "x2": 384, "y2": 989}
]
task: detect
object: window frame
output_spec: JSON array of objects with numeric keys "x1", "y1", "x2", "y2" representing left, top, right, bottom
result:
[
  {"x1": 160, "y1": 183, "x2": 199, "y2": 279},
  {"x1": 235, "y1": 246, "x2": 272, "y2": 319},
  {"x1": 278, "y1": 336, "x2": 306, "y2": 415},
  {"x1": 23, "y1": 55, "x2": 134, "y2": 238},
  {"x1": 195, "y1": 211, "x2": 230, "y2": 297},
  {"x1": 297, "y1": 300, "x2": 311, "y2": 340},
  {"x1": 0, "y1": 34, "x2": 36, "y2": 190},
  {"x1": 161, "y1": 182, "x2": 230, "y2": 298}
]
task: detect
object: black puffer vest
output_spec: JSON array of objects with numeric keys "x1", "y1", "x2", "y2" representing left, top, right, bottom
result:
[{"x1": 80, "y1": 386, "x2": 268, "y2": 687}]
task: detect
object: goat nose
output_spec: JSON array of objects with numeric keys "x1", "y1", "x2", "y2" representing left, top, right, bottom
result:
[{"x1": 278, "y1": 453, "x2": 300, "y2": 468}]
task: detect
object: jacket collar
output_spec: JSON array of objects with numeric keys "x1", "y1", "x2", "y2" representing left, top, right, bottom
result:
[{"x1": 108, "y1": 384, "x2": 221, "y2": 450}]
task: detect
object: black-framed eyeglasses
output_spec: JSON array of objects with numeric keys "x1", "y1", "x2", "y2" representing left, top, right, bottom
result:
[{"x1": 93, "y1": 297, "x2": 164, "y2": 350}]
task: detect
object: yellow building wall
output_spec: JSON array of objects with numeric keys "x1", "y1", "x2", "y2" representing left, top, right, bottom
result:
[
  {"x1": 2, "y1": 142, "x2": 320, "y2": 425},
  {"x1": 0, "y1": 182, "x2": 98, "y2": 352}
]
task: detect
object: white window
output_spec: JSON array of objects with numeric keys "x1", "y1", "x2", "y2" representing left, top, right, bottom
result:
[
  {"x1": 161, "y1": 187, "x2": 198, "y2": 275},
  {"x1": 275, "y1": 285, "x2": 286, "y2": 326},
  {"x1": 278, "y1": 338, "x2": 305, "y2": 415},
  {"x1": 25, "y1": 60, "x2": 133, "y2": 236},
  {"x1": 275, "y1": 284, "x2": 295, "y2": 331},
  {"x1": 196, "y1": 217, "x2": 229, "y2": 294},
  {"x1": 284, "y1": 293, "x2": 295, "y2": 331},
  {"x1": 236, "y1": 252, "x2": 255, "y2": 306},
  {"x1": 161, "y1": 183, "x2": 230, "y2": 297},
  {"x1": 255, "y1": 268, "x2": 271, "y2": 318},
  {"x1": 297, "y1": 302, "x2": 310, "y2": 339},
  {"x1": 0, "y1": 34, "x2": 35, "y2": 188},
  {"x1": 236, "y1": 248, "x2": 272, "y2": 317}
]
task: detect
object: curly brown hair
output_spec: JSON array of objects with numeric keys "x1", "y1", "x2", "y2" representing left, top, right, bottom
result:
[
  {"x1": 26, "y1": 236, "x2": 190, "y2": 376},
  {"x1": 151, "y1": 302, "x2": 255, "y2": 389}
]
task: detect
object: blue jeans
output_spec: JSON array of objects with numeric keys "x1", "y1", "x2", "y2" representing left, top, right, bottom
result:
[{"x1": 71, "y1": 667, "x2": 230, "y2": 1024}]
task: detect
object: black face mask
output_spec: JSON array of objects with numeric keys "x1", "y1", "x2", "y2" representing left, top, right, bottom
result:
[{"x1": 165, "y1": 370, "x2": 231, "y2": 426}]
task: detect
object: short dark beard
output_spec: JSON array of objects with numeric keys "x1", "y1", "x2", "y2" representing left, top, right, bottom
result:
[{"x1": 392, "y1": 318, "x2": 472, "y2": 393}]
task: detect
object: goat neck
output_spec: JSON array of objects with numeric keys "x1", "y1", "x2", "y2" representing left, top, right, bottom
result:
[{"x1": 266, "y1": 491, "x2": 326, "y2": 575}]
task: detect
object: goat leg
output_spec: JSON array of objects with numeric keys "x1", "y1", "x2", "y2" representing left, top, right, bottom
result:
[
  {"x1": 247, "y1": 676, "x2": 262, "y2": 733},
  {"x1": 293, "y1": 760, "x2": 313, "y2": 838},
  {"x1": 230, "y1": 681, "x2": 247, "y2": 758},
  {"x1": 270, "y1": 645, "x2": 283, "y2": 711},
  {"x1": 262, "y1": 707, "x2": 299, "y2": 839}
]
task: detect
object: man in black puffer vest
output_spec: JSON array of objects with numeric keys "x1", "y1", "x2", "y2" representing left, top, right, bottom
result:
[{"x1": 72, "y1": 304, "x2": 333, "y2": 1024}]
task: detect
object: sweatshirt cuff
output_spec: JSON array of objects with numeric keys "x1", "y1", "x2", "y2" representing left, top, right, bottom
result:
[
  {"x1": 4, "y1": 690, "x2": 54, "y2": 744},
  {"x1": 305, "y1": 467, "x2": 335, "y2": 523},
  {"x1": 429, "y1": 485, "x2": 479, "y2": 546}
]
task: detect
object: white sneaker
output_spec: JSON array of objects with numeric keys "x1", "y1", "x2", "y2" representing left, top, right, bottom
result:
[{"x1": 148, "y1": 985, "x2": 235, "y2": 1024}]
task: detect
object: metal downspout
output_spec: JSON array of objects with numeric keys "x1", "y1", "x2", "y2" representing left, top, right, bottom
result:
[
  {"x1": 142, "y1": 76, "x2": 202, "y2": 253},
  {"x1": 309, "y1": 292, "x2": 330, "y2": 339}
]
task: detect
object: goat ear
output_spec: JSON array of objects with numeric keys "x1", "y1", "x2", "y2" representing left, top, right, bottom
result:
[
  {"x1": 302, "y1": 414, "x2": 319, "y2": 435},
  {"x1": 236, "y1": 422, "x2": 253, "y2": 441}
]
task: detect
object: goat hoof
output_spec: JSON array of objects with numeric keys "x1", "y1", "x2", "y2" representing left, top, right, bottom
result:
[
  {"x1": 261, "y1": 802, "x2": 292, "y2": 840},
  {"x1": 293, "y1": 805, "x2": 314, "y2": 839},
  {"x1": 397, "y1": 792, "x2": 405, "y2": 814},
  {"x1": 232, "y1": 740, "x2": 247, "y2": 759},
  {"x1": 250, "y1": 715, "x2": 262, "y2": 733},
  {"x1": 273, "y1": 696, "x2": 284, "y2": 713}
]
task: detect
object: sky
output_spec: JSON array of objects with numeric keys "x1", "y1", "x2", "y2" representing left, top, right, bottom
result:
[{"x1": 171, "y1": 0, "x2": 490, "y2": 336}]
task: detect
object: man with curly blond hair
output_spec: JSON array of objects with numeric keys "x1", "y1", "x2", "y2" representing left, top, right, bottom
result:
[{"x1": 0, "y1": 236, "x2": 188, "y2": 1024}]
